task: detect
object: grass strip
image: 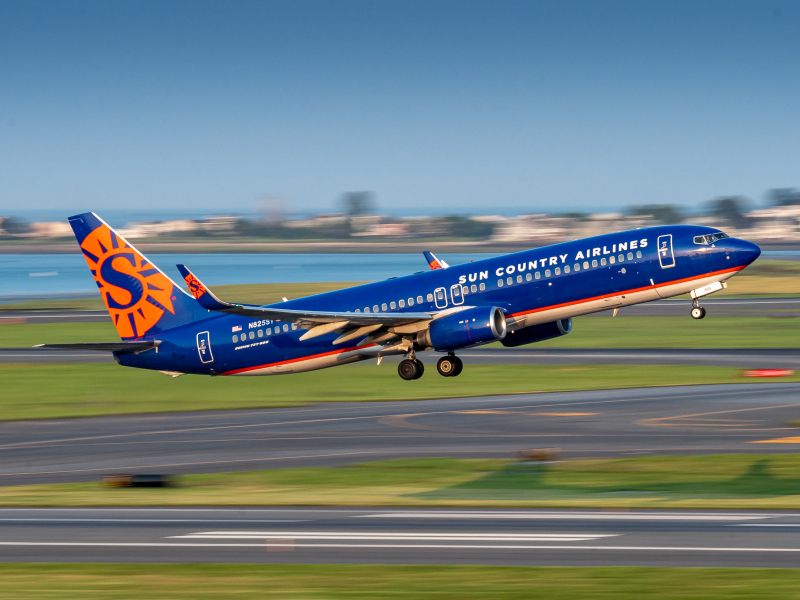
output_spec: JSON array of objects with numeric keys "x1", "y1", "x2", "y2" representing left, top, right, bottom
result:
[
  {"x1": 0, "y1": 362, "x2": 797, "y2": 421},
  {"x1": 2, "y1": 315, "x2": 798, "y2": 348},
  {"x1": 2, "y1": 564, "x2": 800, "y2": 599},
  {"x1": 5, "y1": 456, "x2": 800, "y2": 509}
]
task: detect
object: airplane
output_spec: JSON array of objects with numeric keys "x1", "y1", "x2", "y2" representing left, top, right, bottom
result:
[{"x1": 37, "y1": 212, "x2": 761, "y2": 380}]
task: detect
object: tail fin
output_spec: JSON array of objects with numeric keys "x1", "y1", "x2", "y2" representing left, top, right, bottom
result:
[{"x1": 69, "y1": 212, "x2": 206, "y2": 339}]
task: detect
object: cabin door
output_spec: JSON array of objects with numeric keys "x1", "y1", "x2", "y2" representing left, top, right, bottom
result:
[
  {"x1": 434, "y1": 287, "x2": 448, "y2": 309},
  {"x1": 657, "y1": 235, "x2": 675, "y2": 269}
]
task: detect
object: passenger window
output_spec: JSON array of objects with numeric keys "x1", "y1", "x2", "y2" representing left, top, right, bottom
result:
[
  {"x1": 574, "y1": 263, "x2": 580, "y2": 271},
  {"x1": 535, "y1": 271, "x2": 541, "y2": 279},
  {"x1": 525, "y1": 272, "x2": 532, "y2": 281},
  {"x1": 516, "y1": 275, "x2": 522, "y2": 283},
  {"x1": 426, "y1": 294, "x2": 432, "y2": 302},
  {"x1": 232, "y1": 335, "x2": 238, "y2": 343},
  {"x1": 627, "y1": 252, "x2": 633, "y2": 260},
  {"x1": 609, "y1": 256, "x2": 615, "y2": 264},
  {"x1": 498, "y1": 279, "x2": 504, "y2": 287},
  {"x1": 601, "y1": 258, "x2": 607, "y2": 266},
  {"x1": 636, "y1": 250, "x2": 642, "y2": 258},
  {"x1": 545, "y1": 269, "x2": 551, "y2": 277},
  {"x1": 373, "y1": 305, "x2": 379, "y2": 312},
  {"x1": 471, "y1": 284, "x2": 477, "y2": 292},
  {"x1": 462, "y1": 286, "x2": 468, "y2": 295},
  {"x1": 399, "y1": 299, "x2": 405, "y2": 308},
  {"x1": 258, "y1": 329, "x2": 263, "y2": 338},
  {"x1": 381, "y1": 303, "x2": 387, "y2": 311},
  {"x1": 436, "y1": 291, "x2": 443, "y2": 300},
  {"x1": 507, "y1": 277, "x2": 513, "y2": 285},
  {"x1": 479, "y1": 283, "x2": 486, "y2": 291},
  {"x1": 266, "y1": 328, "x2": 272, "y2": 335},
  {"x1": 390, "y1": 301, "x2": 396, "y2": 309},
  {"x1": 618, "y1": 254, "x2": 624, "y2": 262},
  {"x1": 241, "y1": 333, "x2": 247, "y2": 341},
  {"x1": 364, "y1": 307, "x2": 370, "y2": 313},
  {"x1": 592, "y1": 260, "x2": 598, "y2": 268},
  {"x1": 355, "y1": 308, "x2": 361, "y2": 313},
  {"x1": 408, "y1": 298, "x2": 414, "y2": 306},
  {"x1": 291, "y1": 323, "x2": 297, "y2": 330},
  {"x1": 453, "y1": 287, "x2": 461, "y2": 297},
  {"x1": 583, "y1": 261, "x2": 589, "y2": 269},
  {"x1": 564, "y1": 265, "x2": 570, "y2": 274},
  {"x1": 283, "y1": 324, "x2": 289, "y2": 332},
  {"x1": 555, "y1": 267, "x2": 561, "y2": 275},
  {"x1": 249, "y1": 331, "x2": 255, "y2": 340}
]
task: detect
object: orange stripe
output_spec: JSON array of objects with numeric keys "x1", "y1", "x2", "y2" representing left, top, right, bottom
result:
[
  {"x1": 223, "y1": 343, "x2": 378, "y2": 376},
  {"x1": 509, "y1": 265, "x2": 744, "y2": 319}
]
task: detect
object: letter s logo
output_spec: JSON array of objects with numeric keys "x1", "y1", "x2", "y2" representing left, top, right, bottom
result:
[
  {"x1": 640, "y1": 239, "x2": 648, "y2": 248},
  {"x1": 458, "y1": 275, "x2": 466, "y2": 284},
  {"x1": 99, "y1": 253, "x2": 144, "y2": 310}
]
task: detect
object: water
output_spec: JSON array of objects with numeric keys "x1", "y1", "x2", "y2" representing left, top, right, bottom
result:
[{"x1": 0, "y1": 253, "x2": 501, "y2": 302}]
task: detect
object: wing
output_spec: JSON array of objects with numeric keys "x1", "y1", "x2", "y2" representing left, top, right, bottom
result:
[
  {"x1": 176, "y1": 265, "x2": 434, "y2": 343},
  {"x1": 33, "y1": 341, "x2": 160, "y2": 354}
]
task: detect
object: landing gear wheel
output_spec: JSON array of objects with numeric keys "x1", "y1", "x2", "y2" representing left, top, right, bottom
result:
[
  {"x1": 398, "y1": 359, "x2": 421, "y2": 380},
  {"x1": 451, "y1": 356, "x2": 463, "y2": 377},
  {"x1": 691, "y1": 306, "x2": 706, "y2": 320},
  {"x1": 437, "y1": 356, "x2": 457, "y2": 377},
  {"x1": 412, "y1": 359, "x2": 425, "y2": 379}
]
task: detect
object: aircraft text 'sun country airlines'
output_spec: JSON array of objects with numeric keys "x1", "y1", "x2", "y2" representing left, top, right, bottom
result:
[{"x1": 38, "y1": 212, "x2": 761, "y2": 380}]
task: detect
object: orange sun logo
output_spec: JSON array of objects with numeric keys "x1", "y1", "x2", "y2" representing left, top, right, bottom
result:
[{"x1": 79, "y1": 224, "x2": 175, "y2": 339}]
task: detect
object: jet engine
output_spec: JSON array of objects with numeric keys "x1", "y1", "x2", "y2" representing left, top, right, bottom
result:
[
  {"x1": 416, "y1": 306, "x2": 506, "y2": 351},
  {"x1": 500, "y1": 318, "x2": 572, "y2": 347}
]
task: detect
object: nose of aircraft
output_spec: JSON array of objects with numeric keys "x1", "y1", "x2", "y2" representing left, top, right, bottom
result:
[{"x1": 733, "y1": 239, "x2": 761, "y2": 266}]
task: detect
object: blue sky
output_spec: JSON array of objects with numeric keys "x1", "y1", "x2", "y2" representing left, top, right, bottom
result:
[{"x1": 0, "y1": 0, "x2": 798, "y2": 217}]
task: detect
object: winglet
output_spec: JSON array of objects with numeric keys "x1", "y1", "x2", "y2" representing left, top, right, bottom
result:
[
  {"x1": 176, "y1": 265, "x2": 233, "y2": 311},
  {"x1": 423, "y1": 251, "x2": 449, "y2": 270}
]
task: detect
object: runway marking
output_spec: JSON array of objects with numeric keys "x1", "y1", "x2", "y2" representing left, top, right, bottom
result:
[
  {"x1": 2, "y1": 541, "x2": 800, "y2": 553},
  {"x1": 362, "y1": 511, "x2": 771, "y2": 521},
  {"x1": 457, "y1": 410, "x2": 600, "y2": 416},
  {"x1": 636, "y1": 402, "x2": 800, "y2": 430},
  {"x1": 172, "y1": 531, "x2": 617, "y2": 542},
  {"x1": 749, "y1": 436, "x2": 800, "y2": 444}
]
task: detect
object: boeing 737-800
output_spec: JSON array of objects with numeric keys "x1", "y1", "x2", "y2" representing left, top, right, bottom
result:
[{"x1": 37, "y1": 212, "x2": 761, "y2": 380}]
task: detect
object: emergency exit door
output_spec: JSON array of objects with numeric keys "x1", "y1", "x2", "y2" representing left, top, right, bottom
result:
[
  {"x1": 657, "y1": 235, "x2": 675, "y2": 269},
  {"x1": 196, "y1": 331, "x2": 214, "y2": 364}
]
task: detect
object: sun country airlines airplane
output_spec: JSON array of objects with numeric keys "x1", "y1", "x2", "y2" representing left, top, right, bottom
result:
[{"x1": 38, "y1": 212, "x2": 760, "y2": 380}]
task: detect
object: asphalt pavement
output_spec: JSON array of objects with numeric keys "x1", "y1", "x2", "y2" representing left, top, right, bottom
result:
[
  {"x1": 2, "y1": 506, "x2": 800, "y2": 567},
  {"x1": 2, "y1": 383, "x2": 800, "y2": 486}
]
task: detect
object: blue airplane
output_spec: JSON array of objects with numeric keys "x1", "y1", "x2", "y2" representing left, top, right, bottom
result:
[{"x1": 37, "y1": 212, "x2": 760, "y2": 380}]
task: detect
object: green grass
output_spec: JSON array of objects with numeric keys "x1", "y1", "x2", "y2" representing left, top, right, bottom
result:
[
  {"x1": 5, "y1": 456, "x2": 800, "y2": 509},
  {"x1": 3, "y1": 315, "x2": 797, "y2": 348},
  {"x1": 1, "y1": 362, "x2": 798, "y2": 421},
  {"x1": 1, "y1": 564, "x2": 800, "y2": 599}
]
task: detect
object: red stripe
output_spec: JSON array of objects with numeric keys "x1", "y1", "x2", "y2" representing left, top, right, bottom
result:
[
  {"x1": 509, "y1": 266, "x2": 744, "y2": 319},
  {"x1": 223, "y1": 343, "x2": 378, "y2": 376}
]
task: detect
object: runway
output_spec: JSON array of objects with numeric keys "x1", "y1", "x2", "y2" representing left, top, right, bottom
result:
[
  {"x1": 1, "y1": 298, "x2": 798, "y2": 323},
  {"x1": 1, "y1": 506, "x2": 800, "y2": 567},
  {"x1": 2, "y1": 383, "x2": 800, "y2": 486}
]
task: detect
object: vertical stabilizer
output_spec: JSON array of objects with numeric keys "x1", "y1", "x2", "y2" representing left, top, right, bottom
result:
[{"x1": 69, "y1": 212, "x2": 206, "y2": 339}]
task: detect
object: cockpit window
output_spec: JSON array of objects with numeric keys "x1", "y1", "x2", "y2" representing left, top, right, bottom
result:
[{"x1": 693, "y1": 232, "x2": 730, "y2": 245}]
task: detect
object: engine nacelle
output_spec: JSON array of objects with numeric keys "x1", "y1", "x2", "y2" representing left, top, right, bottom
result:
[
  {"x1": 500, "y1": 318, "x2": 572, "y2": 347},
  {"x1": 417, "y1": 306, "x2": 507, "y2": 351}
]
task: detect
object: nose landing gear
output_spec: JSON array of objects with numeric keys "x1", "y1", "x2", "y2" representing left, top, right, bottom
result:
[
  {"x1": 437, "y1": 353, "x2": 463, "y2": 377},
  {"x1": 690, "y1": 299, "x2": 706, "y2": 320}
]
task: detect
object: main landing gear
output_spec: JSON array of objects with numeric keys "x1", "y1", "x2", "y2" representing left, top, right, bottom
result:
[
  {"x1": 690, "y1": 299, "x2": 706, "y2": 320},
  {"x1": 398, "y1": 351, "x2": 425, "y2": 381},
  {"x1": 437, "y1": 353, "x2": 463, "y2": 377}
]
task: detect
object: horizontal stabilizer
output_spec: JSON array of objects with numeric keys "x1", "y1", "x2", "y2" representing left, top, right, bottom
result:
[{"x1": 33, "y1": 341, "x2": 161, "y2": 354}]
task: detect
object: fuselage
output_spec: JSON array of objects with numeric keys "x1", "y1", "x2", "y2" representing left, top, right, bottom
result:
[{"x1": 116, "y1": 224, "x2": 760, "y2": 376}]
